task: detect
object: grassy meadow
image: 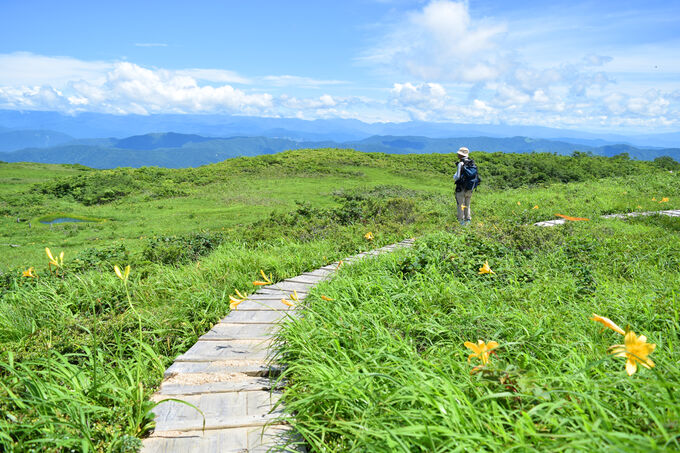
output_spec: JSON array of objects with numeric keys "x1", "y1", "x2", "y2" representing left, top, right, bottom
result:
[{"x1": 0, "y1": 149, "x2": 679, "y2": 452}]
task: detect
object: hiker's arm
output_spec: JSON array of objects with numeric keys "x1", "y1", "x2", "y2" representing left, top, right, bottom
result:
[{"x1": 453, "y1": 162, "x2": 463, "y2": 182}]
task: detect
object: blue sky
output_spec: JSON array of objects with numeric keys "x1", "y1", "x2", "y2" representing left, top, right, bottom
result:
[{"x1": 1, "y1": 0, "x2": 678, "y2": 132}]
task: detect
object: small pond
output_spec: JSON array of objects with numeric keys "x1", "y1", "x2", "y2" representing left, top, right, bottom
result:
[{"x1": 40, "y1": 217, "x2": 96, "y2": 225}]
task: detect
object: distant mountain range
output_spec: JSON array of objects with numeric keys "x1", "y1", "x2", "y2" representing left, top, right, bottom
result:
[
  {"x1": 1, "y1": 109, "x2": 679, "y2": 148},
  {"x1": 1, "y1": 132, "x2": 678, "y2": 169}
]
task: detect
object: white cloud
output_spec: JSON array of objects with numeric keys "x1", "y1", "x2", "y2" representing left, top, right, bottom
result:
[
  {"x1": 0, "y1": 52, "x2": 112, "y2": 87},
  {"x1": 0, "y1": 61, "x2": 274, "y2": 115},
  {"x1": 261, "y1": 75, "x2": 347, "y2": 88},
  {"x1": 175, "y1": 68, "x2": 251, "y2": 84},
  {"x1": 390, "y1": 82, "x2": 446, "y2": 109},
  {"x1": 362, "y1": 0, "x2": 507, "y2": 82}
]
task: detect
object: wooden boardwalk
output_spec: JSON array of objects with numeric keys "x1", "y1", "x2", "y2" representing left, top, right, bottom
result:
[
  {"x1": 142, "y1": 208, "x2": 680, "y2": 451},
  {"x1": 142, "y1": 239, "x2": 415, "y2": 453},
  {"x1": 534, "y1": 209, "x2": 680, "y2": 227}
]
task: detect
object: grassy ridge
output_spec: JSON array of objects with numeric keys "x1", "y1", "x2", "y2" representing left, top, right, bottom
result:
[
  {"x1": 0, "y1": 149, "x2": 678, "y2": 451},
  {"x1": 2, "y1": 149, "x2": 675, "y2": 269},
  {"x1": 277, "y1": 220, "x2": 680, "y2": 451}
]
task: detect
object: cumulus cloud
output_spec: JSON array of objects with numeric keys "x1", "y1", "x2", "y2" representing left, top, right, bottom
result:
[
  {"x1": 362, "y1": 0, "x2": 507, "y2": 82},
  {"x1": 357, "y1": 1, "x2": 680, "y2": 130},
  {"x1": 0, "y1": 60, "x2": 274, "y2": 115}
]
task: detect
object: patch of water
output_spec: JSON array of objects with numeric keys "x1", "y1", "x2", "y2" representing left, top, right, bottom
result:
[{"x1": 40, "y1": 217, "x2": 91, "y2": 225}]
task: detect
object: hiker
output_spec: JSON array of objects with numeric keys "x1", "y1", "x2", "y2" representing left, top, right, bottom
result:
[{"x1": 453, "y1": 147, "x2": 481, "y2": 225}]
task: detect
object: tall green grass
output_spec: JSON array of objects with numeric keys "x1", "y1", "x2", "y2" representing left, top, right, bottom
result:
[
  {"x1": 276, "y1": 219, "x2": 680, "y2": 451},
  {"x1": 1, "y1": 150, "x2": 678, "y2": 451}
]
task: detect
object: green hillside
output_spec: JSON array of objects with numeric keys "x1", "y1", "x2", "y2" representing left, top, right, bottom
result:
[{"x1": 0, "y1": 149, "x2": 679, "y2": 451}]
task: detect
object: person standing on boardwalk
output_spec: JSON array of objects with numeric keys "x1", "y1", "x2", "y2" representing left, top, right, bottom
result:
[{"x1": 453, "y1": 147, "x2": 481, "y2": 225}]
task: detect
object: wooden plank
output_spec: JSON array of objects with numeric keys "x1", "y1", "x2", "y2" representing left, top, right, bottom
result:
[
  {"x1": 284, "y1": 274, "x2": 326, "y2": 284},
  {"x1": 164, "y1": 360, "x2": 281, "y2": 378},
  {"x1": 177, "y1": 340, "x2": 271, "y2": 362},
  {"x1": 262, "y1": 281, "x2": 315, "y2": 293},
  {"x1": 221, "y1": 309, "x2": 294, "y2": 324},
  {"x1": 143, "y1": 424, "x2": 302, "y2": 453},
  {"x1": 158, "y1": 374, "x2": 280, "y2": 396},
  {"x1": 151, "y1": 390, "x2": 282, "y2": 432},
  {"x1": 202, "y1": 323, "x2": 278, "y2": 340},
  {"x1": 302, "y1": 268, "x2": 334, "y2": 278}
]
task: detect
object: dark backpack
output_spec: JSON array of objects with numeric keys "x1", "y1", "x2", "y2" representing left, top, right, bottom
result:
[{"x1": 457, "y1": 158, "x2": 481, "y2": 191}]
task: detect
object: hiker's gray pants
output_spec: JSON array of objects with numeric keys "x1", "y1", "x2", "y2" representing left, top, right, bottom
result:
[{"x1": 455, "y1": 189, "x2": 473, "y2": 222}]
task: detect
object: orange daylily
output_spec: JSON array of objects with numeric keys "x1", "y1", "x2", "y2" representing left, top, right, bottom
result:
[
  {"x1": 555, "y1": 214, "x2": 590, "y2": 221},
  {"x1": 479, "y1": 261, "x2": 495, "y2": 274},
  {"x1": 533, "y1": 205, "x2": 539, "y2": 209},
  {"x1": 321, "y1": 295, "x2": 334, "y2": 301},
  {"x1": 660, "y1": 197, "x2": 669, "y2": 203},
  {"x1": 335, "y1": 260, "x2": 343, "y2": 270},
  {"x1": 590, "y1": 313, "x2": 625, "y2": 335},
  {"x1": 465, "y1": 340, "x2": 499, "y2": 365},
  {"x1": 609, "y1": 331, "x2": 656, "y2": 376},
  {"x1": 253, "y1": 269, "x2": 273, "y2": 286},
  {"x1": 281, "y1": 298, "x2": 295, "y2": 307},
  {"x1": 229, "y1": 289, "x2": 248, "y2": 310},
  {"x1": 22, "y1": 267, "x2": 37, "y2": 278}
]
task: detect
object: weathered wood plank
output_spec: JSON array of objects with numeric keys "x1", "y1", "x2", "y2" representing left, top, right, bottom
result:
[
  {"x1": 164, "y1": 360, "x2": 280, "y2": 377},
  {"x1": 151, "y1": 390, "x2": 282, "y2": 432},
  {"x1": 177, "y1": 340, "x2": 271, "y2": 362},
  {"x1": 143, "y1": 424, "x2": 301, "y2": 453},
  {"x1": 284, "y1": 274, "x2": 326, "y2": 284},
  {"x1": 261, "y1": 281, "x2": 315, "y2": 293},
  {"x1": 202, "y1": 323, "x2": 278, "y2": 340},
  {"x1": 158, "y1": 374, "x2": 279, "y2": 396},
  {"x1": 220, "y1": 309, "x2": 294, "y2": 324}
]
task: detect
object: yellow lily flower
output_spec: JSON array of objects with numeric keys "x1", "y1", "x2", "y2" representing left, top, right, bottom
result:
[
  {"x1": 45, "y1": 247, "x2": 60, "y2": 267},
  {"x1": 114, "y1": 265, "x2": 131, "y2": 282},
  {"x1": 229, "y1": 295, "x2": 244, "y2": 310},
  {"x1": 281, "y1": 298, "x2": 295, "y2": 307},
  {"x1": 229, "y1": 289, "x2": 248, "y2": 310},
  {"x1": 321, "y1": 295, "x2": 334, "y2": 301},
  {"x1": 253, "y1": 269, "x2": 273, "y2": 286},
  {"x1": 461, "y1": 204, "x2": 467, "y2": 210},
  {"x1": 364, "y1": 232, "x2": 374, "y2": 241},
  {"x1": 464, "y1": 340, "x2": 499, "y2": 365},
  {"x1": 590, "y1": 313, "x2": 625, "y2": 335},
  {"x1": 290, "y1": 290, "x2": 299, "y2": 302},
  {"x1": 479, "y1": 261, "x2": 495, "y2": 274},
  {"x1": 517, "y1": 201, "x2": 521, "y2": 206},
  {"x1": 608, "y1": 331, "x2": 656, "y2": 376},
  {"x1": 533, "y1": 205, "x2": 539, "y2": 209},
  {"x1": 22, "y1": 267, "x2": 37, "y2": 278},
  {"x1": 660, "y1": 197, "x2": 669, "y2": 203},
  {"x1": 652, "y1": 197, "x2": 657, "y2": 201}
]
